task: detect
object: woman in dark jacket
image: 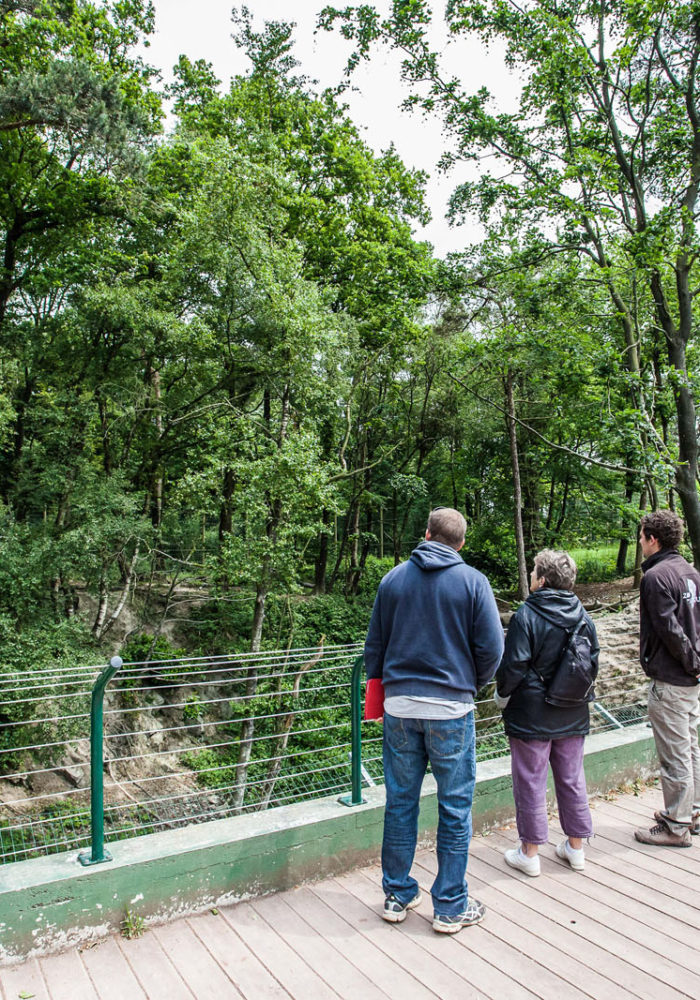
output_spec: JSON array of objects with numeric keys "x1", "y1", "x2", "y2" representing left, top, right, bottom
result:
[{"x1": 495, "y1": 549, "x2": 599, "y2": 877}]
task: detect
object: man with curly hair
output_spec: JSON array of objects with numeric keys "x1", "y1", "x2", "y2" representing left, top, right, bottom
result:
[{"x1": 635, "y1": 509, "x2": 700, "y2": 847}]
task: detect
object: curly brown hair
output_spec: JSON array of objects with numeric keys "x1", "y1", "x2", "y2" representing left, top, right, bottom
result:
[{"x1": 640, "y1": 510, "x2": 684, "y2": 550}]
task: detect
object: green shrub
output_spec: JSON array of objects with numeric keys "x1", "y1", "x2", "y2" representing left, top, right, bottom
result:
[
  {"x1": 569, "y1": 545, "x2": 623, "y2": 583},
  {"x1": 355, "y1": 556, "x2": 396, "y2": 596},
  {"x1": 119, "y1": 632, "x2": 186, "y2": 663}
]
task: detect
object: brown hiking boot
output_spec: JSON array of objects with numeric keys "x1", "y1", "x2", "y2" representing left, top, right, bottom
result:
[
  {"x1": 653, "y1": 809, "x2": 699, "y2": 835},
  {"x1": 635, "y1": 820, "x2": 692, "y2": 847}
]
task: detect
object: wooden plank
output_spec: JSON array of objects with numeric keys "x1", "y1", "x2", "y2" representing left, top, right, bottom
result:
[
  {"x1": 410, "y1": 853, "x2": 639, "y2": 1000},
  {"x1": 251, "y1": 892, "x2": 387, "y2": 1000},
  {"x1": 283, "y1": 885, "x2": 432, "y2": 1000},
  {"x1": 0, "y1": 958, "x2": 49, "y2": 1000},
  {"x1": 565, "y1": 820, "x2": 700, "y2": 909},
  {"x1": 153, "y1": 920, "x2": 244, "y2": 1000},
  {"x1": 544, "y1": 820, "x2": 699, "y2": 927},
  {"x1": 115, "y1": 930, "x2": 195, "y2": 1000},
  {"x1": 301, "y1": 882, "x2": 443, "y2": 1000},
  {"x1": 187, "y1": 911, "x2": 291, "y2": 1000},
  {"x1": 36, "y1": 952, "x2": 97, "y2": 1000},
  {"x1": 488, "y1": 828, "x2": 700, "y2": 953},
  {"x1": 219, "y1": 901, "x2": 340, "y2": 1000},
  {"x1": 475, "y1": 834, "x2": 700, "y2": 997},
  {"x1": 79, "y1": 937, "x2": 146, "y2": 1000},
  {"x1": 362, "y1": 864, "x2": 588, "y2": 1000},
  {"x1": 311, "y1": 877, "x2": 455, "y2": 1000},
  {"x1": 339, "y1": 867, "x2": 538, "y2": 1000},
  {"x1": 598, "y1": 792, "x2": 696, "y2": 837},
  {"x1": 594, "y1": 788, "x2": 700, "y2": 846},
  {"x1": 466, "y1": 840, "x2": 683, "y2": 1000},
  {"x1": 589, "y1": 802, "x2": 700, "y2": 880}
]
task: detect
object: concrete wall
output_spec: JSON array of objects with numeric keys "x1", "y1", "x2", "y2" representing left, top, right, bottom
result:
[{"x1": 0, "y1": 723, "x2": 659, "y2": 965}]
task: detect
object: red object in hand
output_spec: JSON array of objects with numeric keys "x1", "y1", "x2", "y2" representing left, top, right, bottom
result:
[{"x1": 364, "y1": 678, "x2": 385, "y2": 720}]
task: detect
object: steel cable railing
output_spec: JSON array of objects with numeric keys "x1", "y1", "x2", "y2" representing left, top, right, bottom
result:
[
  {"x1": 0, "y1": 643, "x2": 364, "y2": 864},
  {"x1": 0, "y1": 640, "x2": 650, "y2": 866}
]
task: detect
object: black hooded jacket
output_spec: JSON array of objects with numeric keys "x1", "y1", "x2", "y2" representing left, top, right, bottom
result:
[
  {"x1": 639, "y1": 549, "x2": 700, "y2": 686},
  {"x1": 495, "y1": 588, "x2": 600, "y2": 741}
]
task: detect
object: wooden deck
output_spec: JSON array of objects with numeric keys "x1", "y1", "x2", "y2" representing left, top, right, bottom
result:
[{"x1": 2, "y1": 784, "x2": 699, "y2": 1000}]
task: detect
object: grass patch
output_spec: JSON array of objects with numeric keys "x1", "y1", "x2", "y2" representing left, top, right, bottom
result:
[{"x1": 568, "y1": 545, "x2": 625, "y2": 583}]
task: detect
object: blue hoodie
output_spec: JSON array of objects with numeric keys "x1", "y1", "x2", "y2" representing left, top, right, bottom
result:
[{"x1": 364, "y1": 541, "x2": 504, "y2": 702}]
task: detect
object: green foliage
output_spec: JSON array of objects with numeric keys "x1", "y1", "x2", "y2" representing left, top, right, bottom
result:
[
  {"x1": 355, "y1": 556, "x2": 395, "y2": 597},
  {"x1": 119, "y1": 633, "x2": 186, "y2": 664},
  {"x1": 2, "y1": 2, "x2": 695, "y2": 858},
  {"x1": 569, "y1": 547, "x2": 626, "y2": 585},
  {"x1": 121, "y1": 908, "x2": 145, "y2": 940},
  {"x1": 0, "y1": 615, "x2": 98, "y2": 774},
  {"x1": 264, "y1": 593, "x2": 373, "y2": 648},
  {"x1": 183, "y1": 692, "x2": 203, "y2": 722}
]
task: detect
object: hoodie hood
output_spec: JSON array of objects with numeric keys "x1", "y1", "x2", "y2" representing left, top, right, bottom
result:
[
  {"x1": 409, "y1": 540, "x2": 465, "y2": 572},
  {"x1": 525, "y1": 588, "x2": 583, "y2": 628}
]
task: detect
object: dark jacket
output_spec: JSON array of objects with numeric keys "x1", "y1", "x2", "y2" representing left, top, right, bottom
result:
[
  {"x1": 364, "y1": 541, "x2": 504, "y2": 702},
  {"x1": 496, "y1": 589, "x2": 599, "y2": 740},
  {"x1": 639, "y1": 549, "x2": 700, "y2": 686}
]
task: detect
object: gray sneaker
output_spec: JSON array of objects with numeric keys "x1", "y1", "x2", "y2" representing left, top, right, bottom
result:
[
  {"x1": 634, "y1": 821, "x2": 692, "y2": 847},
  {"x1": 432, "y1": 897, "x2": 485, "y2": 934},
  {"x1": 383, "y1": 891, "x2": 422, "y2": 923}
]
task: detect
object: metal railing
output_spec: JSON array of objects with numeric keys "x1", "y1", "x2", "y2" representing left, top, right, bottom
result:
[
  {"x1": 0, "y1": 641, "x2": 649, "y2": 866},
  {"x1": 0, "y1": 643, "x2": 365, "y2": 864},
  {"x1": 77, "y1": 657, "x2": 123, "y2": 866}
]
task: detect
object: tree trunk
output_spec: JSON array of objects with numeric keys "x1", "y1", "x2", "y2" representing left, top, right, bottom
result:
[
  {"x1": 312, "y1": 510, "x2": 331, "y2": 594},
  {"x1": 633, "y1": 487, "x2": 648, "y2": 589},
  {"x1": 505, "y1": 372, "x2": 529, "y2": 600},
  {"x1": 257, "y1": 644, "x2": 323, "y2": 809},
  {"x1": 97, "y1": 543, "x2": 140, "y2": 639},
  {"x1": 616, "y1": 470, "x2": 636, "y2": 576},
  {"x1": 218, "y1": 468, "x2": 235, "y2": 540},
  {"x1": 92, "y1": 569, "x2": 109, "y2": 637}
]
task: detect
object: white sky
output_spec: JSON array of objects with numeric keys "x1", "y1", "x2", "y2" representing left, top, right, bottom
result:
[{"x1": 146, "y1": 2, "x2": 521, "y2": 257}]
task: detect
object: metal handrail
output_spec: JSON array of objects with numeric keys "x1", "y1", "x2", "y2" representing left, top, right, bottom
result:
[
  {"x1": 338, "y1": 654, "x2": 366, "y2": 806},
  {"x1": 77, "y1": 656, "x2": 122, "y2": 866}
]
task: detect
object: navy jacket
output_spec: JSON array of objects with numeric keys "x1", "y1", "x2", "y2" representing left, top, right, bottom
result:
[
  {"x1": 364, "y1": 541, "x2": 504, "y2": 702},
  {"x1": 640, "y1": 549, "x2": 700, "y2": 686},
  {"x1": 496, "y1": 589, "x2": 599, "y2": 740}
]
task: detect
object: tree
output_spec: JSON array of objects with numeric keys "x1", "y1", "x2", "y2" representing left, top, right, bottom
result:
[{"x1": 321, "y1": 0, "x2": 700, "y2": 564}]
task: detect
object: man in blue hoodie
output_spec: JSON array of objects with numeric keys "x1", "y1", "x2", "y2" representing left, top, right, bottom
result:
[{"x1": 364, "y1": 507, "x2": 504, "y2": 934}]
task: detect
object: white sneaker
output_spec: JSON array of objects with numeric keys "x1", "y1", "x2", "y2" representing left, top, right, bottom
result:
[
  {"x1": 555, "y1": 838, "x2": 585, "y2": 871},
  {"x1": 504, "y1": 845, "x2": 540, "y2": 877}
]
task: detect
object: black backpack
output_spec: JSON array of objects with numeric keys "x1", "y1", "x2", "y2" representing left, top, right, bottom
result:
[{"x1": 530, "y1": 607, "x2": 597, "y2": 707}]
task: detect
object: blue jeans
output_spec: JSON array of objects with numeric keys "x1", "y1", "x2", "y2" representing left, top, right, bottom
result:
[{"x1": 382, "y1": 712, "x2": 476, "y2": 918}]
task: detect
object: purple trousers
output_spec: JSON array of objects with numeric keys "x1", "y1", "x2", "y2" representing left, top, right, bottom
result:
[{"x1": 510, "y1": 736, "x2": 594, "y2": 844}]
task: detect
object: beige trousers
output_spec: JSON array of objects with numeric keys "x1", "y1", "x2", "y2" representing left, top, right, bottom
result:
[{"x1": 647, "y1": 679, "x2": 700, "y2": 834}]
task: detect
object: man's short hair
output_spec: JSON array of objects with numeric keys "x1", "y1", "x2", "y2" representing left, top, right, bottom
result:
[
  {"x1": 427, "y1": 507, "x2": 466, "y2": 549},
  {"x1": 533, "y1": 549, "x2": 577, "y2": 591},
  {"x1": 640, "y1": 509, "x2": 684, "y2": 550}
]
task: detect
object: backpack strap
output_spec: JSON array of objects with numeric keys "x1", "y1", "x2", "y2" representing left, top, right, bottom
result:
[{"x1": 526, "y1": 603, "x2": 586, "y2": 681}]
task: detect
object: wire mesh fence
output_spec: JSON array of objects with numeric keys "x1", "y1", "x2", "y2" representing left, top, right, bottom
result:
[{"x1": 0, "y1": 639, "x2": 650, "y2": 865}]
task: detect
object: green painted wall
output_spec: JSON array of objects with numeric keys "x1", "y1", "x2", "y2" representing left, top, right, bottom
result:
[{"x1": 0, "y1": 723, "x2": 660, "y2": 965}]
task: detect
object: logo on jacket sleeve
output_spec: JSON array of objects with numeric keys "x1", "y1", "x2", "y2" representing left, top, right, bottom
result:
[{"x1": 682, "y1": 579, "x2": 700, "y2": 603}]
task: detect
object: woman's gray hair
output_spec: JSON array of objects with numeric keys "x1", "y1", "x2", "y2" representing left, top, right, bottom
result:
[{"x1": 533, "y1": 549, "x2": 577, "y2": 591}]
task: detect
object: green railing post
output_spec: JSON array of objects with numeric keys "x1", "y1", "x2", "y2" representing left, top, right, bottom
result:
[
  {"x1": 339, "y1": 654, "x2": 366, "y2": 807},
  {"x1": 78, "y1": 656, "x2": 122, "y2": 866}
]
